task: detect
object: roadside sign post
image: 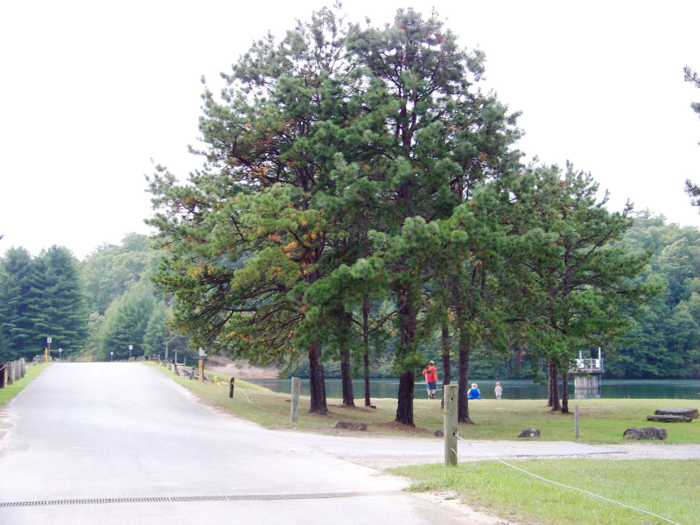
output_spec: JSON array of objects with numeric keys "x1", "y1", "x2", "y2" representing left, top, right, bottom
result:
[
  {"x1": 198, "y1": 348, "x2": 205, "y2": 384},
  {"x1": 128, "y1": 345, "x2": 133, "y2": 361},
  {"x1": 46, "y1": 337, "x2": 52, "y2": 362}
]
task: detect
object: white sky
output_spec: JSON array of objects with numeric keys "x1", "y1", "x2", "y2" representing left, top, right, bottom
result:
[{"x1": 2, "y1": 0, "x2": 699, "y2": 260}]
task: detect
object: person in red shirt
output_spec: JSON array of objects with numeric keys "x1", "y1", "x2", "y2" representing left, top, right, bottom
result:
[{"x1": 422, "y1": 360, "x2": 439, "y2": 399}]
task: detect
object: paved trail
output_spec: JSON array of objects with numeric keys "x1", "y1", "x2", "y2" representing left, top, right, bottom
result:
[
  {"x1": 0, "y1": 363, "x2": 697, "y2": 525},
  {"x1": 0, "y1": 364, "x2": 498, "y2": 525}
]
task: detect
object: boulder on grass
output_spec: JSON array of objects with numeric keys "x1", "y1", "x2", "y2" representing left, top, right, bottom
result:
[
  {"x1": 334, "y1": 421, "x2": 367, "y2": 431},
  {"x1": 434, "y1": 429, "x2": 445, "y2": 437},
  {"x1": 647, "y1": 415, "x2": 692, "y2": 423},
  {"x1": 517, "y1": 428, "x2": 540, "y2": 438},
  {"x1": 623, "y1": 427, "x2": 667, "y2": 440},
  {"x1": 654, "y1": 408, "x2": 699, "y2": 419}
]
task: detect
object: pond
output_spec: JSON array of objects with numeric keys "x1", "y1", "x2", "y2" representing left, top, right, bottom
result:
[{"x1": 245, "y1": 378, "x2": 700, "y2": 400}]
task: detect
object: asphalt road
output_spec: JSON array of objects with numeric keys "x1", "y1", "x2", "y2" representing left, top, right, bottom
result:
[{"x1": 0, "y1": 363, "x2": 626, "y2": 525}]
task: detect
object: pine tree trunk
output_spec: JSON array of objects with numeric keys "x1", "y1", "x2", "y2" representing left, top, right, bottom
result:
[
  {"x1": 457, "y1": 346, "x2": 473, "y2": 424},
  {"x1": 547, "y1": 359, "x2": 554, "y2": 407},
  {"x1": 561, "y1": 369, "x2": 569, "y2": 413},
  {"x1": 363, "y1": 299, "x2": 371, "y2": 407},
  {"x1": 340, "y1": 340, "x2": 354, "y2": 407},
  {"x1": 395, "y1": 371, "x2": 415, "y2": 427},
  {"x1": 308, "y1": 340, "x2": 327, "y2": 414},
  {"x1": 550, "y1": 358, "x2": 561, "y2": 412},
  {"x1": 455, "y1": 308, "x2": 474, "y2": 424},
  {"x1": 363, "y1": 352, "x2": 371, "y2": 407},
  {"x1": 441, "y1": 323, "x2": 451, "y2": 409},
  {"x1": 395, "y1": 286, "x2": 417, "y2": 427}
]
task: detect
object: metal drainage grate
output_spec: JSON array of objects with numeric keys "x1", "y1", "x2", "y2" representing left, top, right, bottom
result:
[{"x1": 0, "y1": 492, "x2": 389, "y2": 509}]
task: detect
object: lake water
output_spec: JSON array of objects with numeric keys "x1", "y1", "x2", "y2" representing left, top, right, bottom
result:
[{"x1": 246, "y1": 378, "x2": 700, "y2": 400}]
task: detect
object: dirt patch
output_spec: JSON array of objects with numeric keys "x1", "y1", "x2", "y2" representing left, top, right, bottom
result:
[
  {"x1": 328, "y1": 404, "x2": 376, "y2": 412},
  {"x1": 371, "y1": 421, "x2": 432, "y2": 434}
]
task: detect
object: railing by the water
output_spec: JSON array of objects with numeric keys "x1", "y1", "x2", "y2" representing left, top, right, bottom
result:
[{"x1": 571, "y1": 358, "x2": 604, "y2": 374}]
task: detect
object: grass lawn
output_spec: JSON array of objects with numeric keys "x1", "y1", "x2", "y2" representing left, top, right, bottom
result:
[
  {"x1": 0, "y1": 362, "x2": 52, "y2": 407},
  {"x1": 394, "y1": 459, "x2": 698, "y2": 525},
  {"x1": 141, "y1": 362, "x2": 700, "y2": 444}
]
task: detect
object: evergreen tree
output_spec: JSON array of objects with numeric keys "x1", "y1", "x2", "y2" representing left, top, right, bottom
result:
[
  {"x1": 147, "y1": 7, "x2": 522, "y2": 424},
  {"x1": 0, "y1": 247, "x2": 44, "y2": 359},
  {"x1": 341, "y1": 8, "x2": 521, "y2": 426},
  {"x1": 141, "y1": 300, "x2": 187, "y2": 358},
  {"x1": 100, "y1": 283, "x2": 156, "y2": 360},
  {"x1": 515, "y1": 165, "x2": 658, "y2": 412},
  {"x1": 37, "y1": 246, "x2": 87, "y2": 358},
  {"x1": 148, "y1": 6, "x2": 364, "y2": 415},
  {"x1": 438, "y1": 181, "x2": 533, "y2": 423}
]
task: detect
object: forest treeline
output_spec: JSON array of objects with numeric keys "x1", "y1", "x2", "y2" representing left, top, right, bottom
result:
[
  {"x1": 1, "y1": 212, "x2": 698, "y2": 377},
  {"x1": 0, "y1": 233, "x2": 193, "y2": 364}
]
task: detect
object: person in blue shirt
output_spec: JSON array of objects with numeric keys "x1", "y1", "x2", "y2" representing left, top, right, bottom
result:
[{"x1": 467, "y1": 383, "x2": 481, "y2": 399}]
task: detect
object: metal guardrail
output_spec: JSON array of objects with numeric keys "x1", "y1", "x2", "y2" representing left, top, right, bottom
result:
[{"x1": 572, "y1": 358, "x2": 604, "y2": 373}]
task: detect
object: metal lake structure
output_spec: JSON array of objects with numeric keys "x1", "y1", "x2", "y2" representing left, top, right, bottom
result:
[{"x1": 572, "y1": 347, "x2": 604, "y2": 399}]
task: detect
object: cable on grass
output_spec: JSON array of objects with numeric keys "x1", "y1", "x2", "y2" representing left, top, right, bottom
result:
[
  {"x1": 211, "y1": 377, "x2": 287, "y2": 420},
  {"x1": 455, "y1": 434, "x2": 681, "y2": 525}
]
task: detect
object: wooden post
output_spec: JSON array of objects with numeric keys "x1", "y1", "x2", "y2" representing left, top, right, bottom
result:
[
  {"x1": 199, "y1": 358, "x2": 204, "y2": 384},
  {"x1": 444, "y1": 384, "x2": 458, "y2": 466},
  {"x1": 0, "y1": 363, "x2": 6, "y2": 389},
  {"x1": 7, "y1": 362, "x2": 14, "y2": 385},
  {"x1": 229, "y1": 377, "x2": 235, "y2": 398},
  {"x1": 290, "y1": 377, "x2": 301, "y2": 422},
  {"x1": 574, "y1": 404, "x2": 580, "y2": 439}
]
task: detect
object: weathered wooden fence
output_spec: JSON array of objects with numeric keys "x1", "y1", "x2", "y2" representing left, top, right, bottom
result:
[{"x1": 0, "y1": 358, "x2": 27, "y2": 389}]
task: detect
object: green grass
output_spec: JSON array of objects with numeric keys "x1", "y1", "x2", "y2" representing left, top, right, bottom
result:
[
  {"x1": 141, "y1": 361, "x2": 700, "y2": 444},
  {"x1": 394, "y1": 460, "x2": 698, "y2": 525},
  {"x1": 0, "y1": 362, "x2": 52, "y2": 407}
]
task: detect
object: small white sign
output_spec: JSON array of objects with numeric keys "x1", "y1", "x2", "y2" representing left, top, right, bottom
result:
[{"x1": 198, "y1": 348, "x2": 206, "y2": 357}]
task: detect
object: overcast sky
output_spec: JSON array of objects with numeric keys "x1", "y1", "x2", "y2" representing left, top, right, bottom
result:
[{"x1": 2, "y1": 0, "x2": 700, "y2": 260}]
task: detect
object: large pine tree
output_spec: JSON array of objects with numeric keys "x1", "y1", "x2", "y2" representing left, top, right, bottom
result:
[
  {"x1": 37, "y1": 246, "x2": 87, "y2": 358},
  {"x1": 343, "y1": 9, "x2": 521, "y2": 425},
  {"x1": 514, "y1": 165, "x2": 658, "y2": 413},
  {"x1": 147, "y1": 7, "x2": 522, "y2": 423},
  {"x1": 0, "y1": 247, "x2": 45, "y2": 359}
]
